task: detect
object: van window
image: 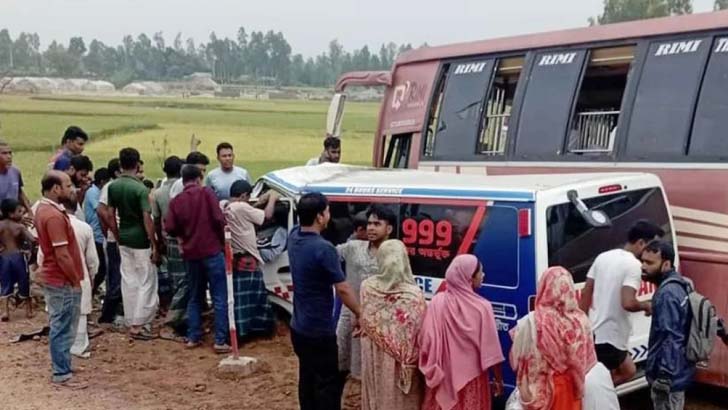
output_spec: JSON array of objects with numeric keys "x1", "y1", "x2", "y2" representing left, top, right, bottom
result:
[
  {"x1": 431, "y1": 59, "x2": 494, "y2": 159},
  {"x1": 471, "y1": 206, "x2": 520, "y2": 288},
  {"x1": 689, "y1": 37, "x2": 728, "y2": 159},
  {"x1": 625, "y1": 37, "x2": 711, "y2": 158},
  {"x1": 478, "y1": 56, "x2": 524, "y2": 156},
  {"x1": 547, "y1": 188, "x2": 671, "y2": 283},
  {"x1": 567, "y1": 46, "x2": 635, "y2": 155},
  {"x1": 514, "y1": 50, "x2": 587, "y2": 159}
]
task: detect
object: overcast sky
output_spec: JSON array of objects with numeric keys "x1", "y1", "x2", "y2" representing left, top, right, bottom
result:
[{"x1": 1, "y1": 0, "x2": 718, "y2": 56}]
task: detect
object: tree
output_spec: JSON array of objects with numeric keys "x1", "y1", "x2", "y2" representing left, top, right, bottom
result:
[
  {"x1": 0, "y1": 29, "x2": 12, "y2": 69},
  {"x1": 44, "y1": 41, "x2": 76, "y2": 76},
  {"x1": 716, "y1": 0, "x2": 728, "y2": 9},
  {"x1": 590, "y1": 0, "x2": 693, "y2": 25}
]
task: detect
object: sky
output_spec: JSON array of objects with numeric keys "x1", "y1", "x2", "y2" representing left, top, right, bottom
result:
[{"x1": 1, "y1": 0, "x2": 719, "y2": 57}]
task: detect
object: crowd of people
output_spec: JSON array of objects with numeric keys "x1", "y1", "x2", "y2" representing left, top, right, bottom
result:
[{"x1": 1, "y1": 125, "x2": 727, "y2": 410}]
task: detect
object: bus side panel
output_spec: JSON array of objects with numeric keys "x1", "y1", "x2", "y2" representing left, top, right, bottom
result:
[
  {"x1": 474, "y1": 202, "x2": 537, "y2": 393},
  {"x1": 680, "y1": 252, "x2": 728, "y2": 388}
]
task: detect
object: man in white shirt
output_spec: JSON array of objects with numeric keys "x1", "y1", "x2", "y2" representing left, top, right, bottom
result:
[
  {"x1": 206, "y1": 142, "x2": 250, "y2": 201},
  {"x1": 579, "y1": 220, "x2": 664, "y2": 386},
  {"x1": 306, "y1": 135, "x2": 341, "y2": 166}
]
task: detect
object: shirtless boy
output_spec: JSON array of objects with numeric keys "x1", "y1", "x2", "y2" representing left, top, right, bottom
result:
[{"x1": 0, "y1": 198, "x2": 35, "y2": 320}]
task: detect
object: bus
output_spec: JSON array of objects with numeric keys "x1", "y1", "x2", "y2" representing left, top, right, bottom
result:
[{"x1": 324, "y1": 11, "x2": 728, "y2": 387}]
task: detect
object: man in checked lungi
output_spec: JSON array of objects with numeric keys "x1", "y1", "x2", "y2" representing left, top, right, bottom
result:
[{"x1": 223, "y1": 180, "x2": 279, "y2": 341}]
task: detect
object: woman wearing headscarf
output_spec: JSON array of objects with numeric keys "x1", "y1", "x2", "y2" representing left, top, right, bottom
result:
[
  {"x1": 419, "y1": 254, "x2": 505, "y2": 410},
  {"x1": 360, "y1": 239, "x2": 427, "y2": 410},
  {"x1": 509, "y1": 266, "x2": 597, "y2": 410}
]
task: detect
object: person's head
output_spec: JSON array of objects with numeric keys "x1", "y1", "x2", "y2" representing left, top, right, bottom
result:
[
  {"x1": 61, "y1": 126, "x2": 88, "y2": 155},
  {"x1": 163, "y1": 155, "x2": 183, "y2": 179},
  {"x1": 41, "y1": 171, "x2": 74, "y2": 203},
  {"x1": 185, "y1": 151, "x2": 210, "y2": 174},
  {"x1": 322, "y1": 136, "x2": 341, "y2": 164},
  {"x1": 93, "y1": 167, "x2": 111, "y2": 188},
  {"x1": 298, "y1": 192, "x2": 330, "y2": 230},
  {"x1": 366, "y1": 204, "x2": 396, "y2": 244},
  {"x1": 137, "y1": 159, "x2": 145, "y2": 179},
  {"x1": 641, "y1": 240, "x2": 676, "y2": 284},
  {"x1": 143, "y1": 179, "x2": 154, "y2": 191},
  {"x1": 536, "y1": 266, "x2": 579, "y2": 313},
  {"x1": 68, "y1": 155, "x2": 93, "y2": 185},
  {"x1": 181, "y1": 164, "x2": 203, "y2": 186},
  {"x1": 0, "y1": 140, "x2": 13, "y2": 168},
  {"x1": 229, "y1": 179, "x2": 253, "y2": 202},
  {"x1": 374, "y1": 239, "x2": 415, "y2": 291},
  {"x1": 626, "y1": 220, "x2": 666, "y2": 257},
  {"x1": 62, "y1": 197, "x2": 78, "y2": 214},
  {"x1": 352, "y1": 211, "x2": 368, "y2": 241},
  {"x1": 119, "y1": 148, "x2": 141, "y2": 174},
  {"x1": 445, "y1": 254, "x2": 484, "y2": 292},
  {"x1": 216, "y1": 142, "x2": 235, "y2": 171},
  {"x1": 107, "y1": 158, "x2": 121, "y2": 179},
  {"x1": 1, "y1": 198, "x2": 24, "y2": 222}
]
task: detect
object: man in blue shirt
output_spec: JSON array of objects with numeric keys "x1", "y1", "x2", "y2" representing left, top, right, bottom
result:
[
  {"x1": 205, "y1": 142, "x2": 250, "y2": 201},
  {"x1": 641, "y1": 240, "x2": 695, "y2": 410},
  {"x1": 287, "y1": 192, "x2": 360, "y2": 410},
  {"x1": 50, "y1": 126, "x2": 88, "y2": 171},
  {"x1": 84, "y1": 167, "x2": 110, "y2": 296}
]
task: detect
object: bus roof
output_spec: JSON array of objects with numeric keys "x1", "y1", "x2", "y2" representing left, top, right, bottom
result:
[
  {"x1": 261, "y1": 164, "x2": 657, "y2": 202},
  {"x1": 396, "y1": 10, "x2": 728, "y2": 65}
]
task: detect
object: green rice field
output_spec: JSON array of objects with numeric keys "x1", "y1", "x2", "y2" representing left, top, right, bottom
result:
[{"x1": 0, "y1": 94, "x2": 379, "y2": 200}]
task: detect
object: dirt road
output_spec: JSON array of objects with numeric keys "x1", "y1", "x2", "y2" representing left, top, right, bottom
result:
[{"x1": 0, "y1": 310, "x2": 724, "y2": 410}]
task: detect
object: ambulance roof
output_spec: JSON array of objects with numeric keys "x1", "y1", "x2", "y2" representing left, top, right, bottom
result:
[{"x1": 261, "y1": 164, "x2": 657, "y2": 202}]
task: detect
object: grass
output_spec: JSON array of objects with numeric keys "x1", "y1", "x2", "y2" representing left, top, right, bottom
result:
[{"x1": 0, "y1": 94, "x2": 379, "y2": 200}]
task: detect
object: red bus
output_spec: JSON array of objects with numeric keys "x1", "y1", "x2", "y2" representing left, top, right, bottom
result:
[{"x1": 327, "y1": 11, "x2": 728, "y2": 387}]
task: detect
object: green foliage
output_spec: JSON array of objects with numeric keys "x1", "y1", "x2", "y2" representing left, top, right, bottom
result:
[
  {"x1": 590, "y1": 0, "x2": 693, "y2": 25},
  {"x1": 0, "y1": 27, "x2": 421, "y2": 87},
  {"x1": 716, "y1": 0, "x2": 728, "y2": 10}
]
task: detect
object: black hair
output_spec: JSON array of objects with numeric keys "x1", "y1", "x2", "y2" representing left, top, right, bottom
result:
[
  {"x1": 107, "y1": 158, "x2": 121, "y2": 177},
  {"x1": 143, "y1": 179, "x2": 154, "y2": 190},
  {"x1": 119, "y1": 148, "x2": 141, "y2": 171},
  {"x1": 323, "y1": 136, "x2": 341, "y2": 150},
  {"x1": 298, "y1": 192, "x2": 329, "y2": 227},
  {"x1": 62, "y1": 198, "x2": 78, "y2": 213},
  {"x1": 627, "y1": 220, "x2": 665, "y2": 244},
  {"x1": 1, "y1": 198, "x2": 20, "y2": 218},
  {"x1": 70, "y1": 155, "x2": 93, "y2": 172},
  {"x1": 216, "y1": 142, "x2": 233, "y2": 155},
  {"x1": 94, "y1": 167, "x2": 110, "y2": 186},
  {"x1": 163, "y1": 156, "x2": 183, "y2": 178},
  {"x1": 644, "y1": 240, "x2": 676, "y2": 267},
  {"x1": 185, "y1": 151, "x2": 210, "y2": 166},
  {"x1": 181, "y1": 164, "x2": 203, "y2": 183},
  {"x1": 353, "y1": 211, "x2": 368, "y2": 230},
  {"x1": 61, "y1": 126, "x2": 88, "y2": 144},
  {"x1": 366, "y1": 204, "x2": 397, "y2": 227},
  {"x1": 230, "y1": 180, "x2": 253, "y2": 198},
  {"x1": 41, "y1": 172, "x2": 63, "y2": 193}
]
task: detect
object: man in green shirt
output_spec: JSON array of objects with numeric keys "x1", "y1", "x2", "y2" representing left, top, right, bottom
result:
[{"x1": 107, "y1": 148, "x2": 159, "y2": 340}]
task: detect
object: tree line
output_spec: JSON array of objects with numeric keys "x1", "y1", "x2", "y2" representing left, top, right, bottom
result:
[
  {"x1": 591, "y1": 0, "x2": 726, "y2": 25},
  {"x1": 0, "y1": 27, "x2": 416, "y2": 88}
]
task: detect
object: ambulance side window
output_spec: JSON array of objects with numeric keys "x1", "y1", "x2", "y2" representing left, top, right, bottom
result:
[
  {"x1": 470, "y1": 206, "x2": 519, "y2": 288},
  {"x1": 547, "y1": 188, "x2": 671, "y2": 283}
]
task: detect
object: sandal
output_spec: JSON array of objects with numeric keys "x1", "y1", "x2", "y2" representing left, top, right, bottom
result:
[
  {"x1": 214, "y1": 344, "x2": 232, "y2": 354},
  {"x1": 185, "y1": 340, "x2": 202, "y2": 349},
  {"x1": 129, "y1": 329, "x2": 155, "y2": 341}
]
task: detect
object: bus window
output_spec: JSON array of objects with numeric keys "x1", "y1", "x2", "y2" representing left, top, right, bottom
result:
[
  {"x1": 547, "y1": 188, "x2": 671, "y2": 283},
  {"x1": 625, "y1": 37, "x2": 711, "y2": 159},
  {"x1": 689, "y1": 37, "x2": 728, "y2": 159},
  {"x1": 567, "y1": 46, "x2": 635, "y2": 155},
  {"x1": 478, "y1": 56, "x2": 524, "y2": 156},
  {"x1": 430, "y1": 59, "x2": 495, "y2": 159},
  {"x1": 423, "y1": 64, "x2": 449, "y2": 158},
  {"x1": 383, "y1": 134, "x2": 412, "y2": 168},
  {"x1": 514, "y1": 50, "x2": 587, "y2": 159}
]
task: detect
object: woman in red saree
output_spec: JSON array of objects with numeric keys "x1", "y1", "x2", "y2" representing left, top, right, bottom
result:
[
  {"x1": 418, "y1": 254, "x2": 505, "y2": 410},
  {"x1": 509, "y1": 266, "x2": 597, "y2": 410}
]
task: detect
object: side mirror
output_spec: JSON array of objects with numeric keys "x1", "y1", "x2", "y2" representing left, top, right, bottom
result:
[
  {"x1": 567, "y1": 190, "x2": 612, "y2": 228},
  {"x1": 326, "y1": 93, "x2": 347, "y2": 137}
]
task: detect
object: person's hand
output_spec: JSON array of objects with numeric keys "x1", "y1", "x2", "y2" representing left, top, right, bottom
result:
[
  {"x1": 22, "y1": 215, "x2": 34, "y2": 228},
  {"x1": 492, "y1": 379, "x2": 504, "y2": 397},
  {"x1": 151, "y1": 247, "x2": 161, "y2": 265},
  {"x1": 352, "y1": 316, "x2": 362, "y2": 338},
  {"x1": 269, "y1": 191, "x2": 280, "y2": 202},
  {"x1": 653, "y1": 378, "x2": 672, "y2": 394},
  {"x1": 643, "y1": 302, "x2": 653, "y2": 317}
]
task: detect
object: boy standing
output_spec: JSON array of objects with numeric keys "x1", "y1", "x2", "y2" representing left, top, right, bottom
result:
[{"x1": 0, "y1": 198, "x2": 35, "y2": 320}]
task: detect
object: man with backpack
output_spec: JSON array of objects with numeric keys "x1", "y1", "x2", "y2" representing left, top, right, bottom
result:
[{"x1": 641, "y1": 240, "x2": 695, "y2": 410}]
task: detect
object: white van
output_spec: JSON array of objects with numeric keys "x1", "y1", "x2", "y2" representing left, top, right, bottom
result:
[{"x1": 252, "y1": 164, "x2": 676, "y2": 395}]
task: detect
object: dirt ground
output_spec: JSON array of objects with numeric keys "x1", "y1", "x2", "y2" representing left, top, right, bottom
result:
[{"x1": 0, "y1": 302, "x2": 724, "y2": 410}]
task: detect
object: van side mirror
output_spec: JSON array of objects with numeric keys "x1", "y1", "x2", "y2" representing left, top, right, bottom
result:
[
  {"x1": 326, "y1": 93, "x2": 347, "y2": 137},
  {"x1": 567, "y1": 190, "x2": 612, "y2": 228}
]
